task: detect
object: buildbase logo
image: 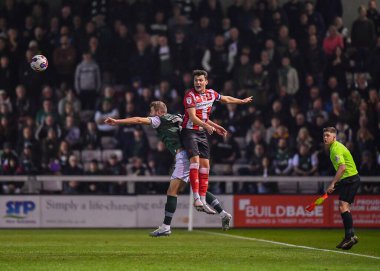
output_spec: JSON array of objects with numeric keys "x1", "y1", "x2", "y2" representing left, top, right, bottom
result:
[
  {"x1": 234, "y1": 196, "x2": 327, "y2": 227},
  {"x1": 239, "y1": 198, "x2": 323, "y2": 218}
]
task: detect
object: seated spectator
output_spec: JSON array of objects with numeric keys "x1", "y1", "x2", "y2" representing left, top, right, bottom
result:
[
  {"x1": 16, "y1": 126, "x2": 40, "y2": 157},
  {"x1": 211, "y1": 132, "x2": 241, "y2": 164},
  {"x1": 0, "y1": 116, "x2": 16, "y2": 148},
  {"x1": 278, "y1": 56, "x2": 299, "y2": 97},
  {"x1": 222, "y1": 103, "x2": 243, "y2": 135},
  {"x1": 12, "y1": 85, "x2": 35, "y2": 123},
  {"x1": 35, "y1": 99, "x2": 59, "y2": 126},
  {"x1": 62, "y1": 115, "x2": 81, "y2": 149},
  {"x1": 292, "y1": 144, "x2": 319, "y2": 176},
  {"x1": 1, "y1": 142, "x2": 22, "y2": 194},
  {"x1": 356, "y1": 127, "x2": 375, "y2": 153},
  {"x1": 84, "y1": 159, "x2": 106, "y2": 194},
  {"x1": 35, "y1": 114, "x2": 62, "y2": 141},
  {"x1": 83, "y1": 121, "x2": 101, "y2": 150},
  {"x1": 17, "y1": 144, "x2": 39, "y2": 174},
  {"x1": 269, "y1": 125, "x2": 291, "y2": 153},
  {"x1": 0, "y1": 89, "x2": 13, "y2": 113},
  {"x1": 149, "y1": 141, "x2": 173, "y2": 175},
  {"x1": 94, "y1": 99, "x2": 119, "y2": 137},
  {"x1": 273, "y1": 138, "x2": 293, "y2": 176},
  {"x1": 296, "y1": 127, "x2": 314, "y2": 150},
  {"x1": 329, "y1": 97, "x2": 348, "y2": 124},
  {"x1": 0, "y1": 103, "x2": 12, "y2": 121},
  {"x1": 266, "y1": 115, "x2": 281, "y2": 144},
  {"x1": 62, "y1": 154, "x2": 84, "y2": 194},
  {"x1": 306, "y1": 98, "x2": 329, "y2": 124},
  {"x1": 257, "y1": 157, "x2": 277, "y2": 194},
  {"x1": 245, "y1": 130, "x2": 267, "y2": 161},
  {"x1": 310, "y1": 114, "x2": 327, "y2": 141},
  {"x1": 41, "y1": 128, "x2": 59, "y2": 168},
  {"x1": 58, "y1": 88, "x2": 81, "y2": 116},
  {"x1": 240, "y1": 144, "x2": 266, "y2": 176},
  {"x1": 336, "y1": 121, "x2": 353, "y2": 144},
  {"x1": 245, "y1": 118, "x2": 266, "y2": 144},
  {"x1": 57, "y1": 140, "x2": 72, "y2": 170},
  {"x1": 96, "y1": 85, "x2": 117, "y2": 111},
  {"x1": 105, "y1": 154, "x2": 127, "y2": 195},
  {"x1": 128, "y1": 128, "x2": 150, "y2": 162},
  {"x1": 59, "y1": 102, "x2": 81, "y2": 126}
]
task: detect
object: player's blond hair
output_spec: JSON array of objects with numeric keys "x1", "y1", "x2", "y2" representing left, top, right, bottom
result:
[
  {"x1": 150, "y1": 101, "x2": 167, "y2": 113},
  {"x1": 323, "y1": 127, "x2": 337, "y2": 134}
]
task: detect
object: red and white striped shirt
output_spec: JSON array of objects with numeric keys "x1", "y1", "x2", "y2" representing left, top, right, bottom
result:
[{"x1": 182, "y1": 88, "x2": 221, "y2": 130}]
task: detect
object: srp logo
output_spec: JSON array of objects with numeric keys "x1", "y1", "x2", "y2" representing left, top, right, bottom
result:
[{"x1": 4, "y1": 201, "x2": 36, "y2": 219}]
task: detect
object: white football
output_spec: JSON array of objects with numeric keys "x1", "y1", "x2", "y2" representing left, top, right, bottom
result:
[{"x1": 30, "y1": 54, "x2": 48, "y2": 72}]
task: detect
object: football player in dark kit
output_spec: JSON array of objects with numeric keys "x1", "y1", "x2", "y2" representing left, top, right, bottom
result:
[{"x1": 105, "y1": 101, "x2": 232, "y2": 236}]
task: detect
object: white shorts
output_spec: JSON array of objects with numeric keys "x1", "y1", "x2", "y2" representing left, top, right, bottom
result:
[{"x1": 170, "y1": 150, "x2": 190, "y2": 183}]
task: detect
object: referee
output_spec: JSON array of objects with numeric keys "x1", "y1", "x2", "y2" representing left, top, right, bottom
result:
[{"x1": 323, "y1": 127, "x2": 361, "y2": 250}]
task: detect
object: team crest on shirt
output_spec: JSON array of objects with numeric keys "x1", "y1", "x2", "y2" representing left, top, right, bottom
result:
[
  {"x1": 335, "y1": 155, "x2": 340, "y2": 162},
  {"x1": 186, "y1": 97, "x2": 192, "y2": 104}
]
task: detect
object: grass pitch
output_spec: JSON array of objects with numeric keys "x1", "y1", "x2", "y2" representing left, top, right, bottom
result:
[{"x1": 0, "y1": 228, "x2": 379, "y2": 271}]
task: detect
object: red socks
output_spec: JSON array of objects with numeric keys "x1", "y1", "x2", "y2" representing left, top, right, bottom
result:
[
  {"x1": 199, "y1": 167, "x2": 209, "y2": 198},
  {"x1": 189, "y1": 163, "x2": 200, "y2": 199}
]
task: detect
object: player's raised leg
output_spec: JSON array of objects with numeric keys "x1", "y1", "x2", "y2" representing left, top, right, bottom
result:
[{"x1": 206, "y1": 191, "x2": 232, "y2": 230}]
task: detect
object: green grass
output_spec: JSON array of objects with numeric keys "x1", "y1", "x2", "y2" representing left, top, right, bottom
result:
[{"x1": 0, "y1": 229, "x2": 379, "y2": 271}]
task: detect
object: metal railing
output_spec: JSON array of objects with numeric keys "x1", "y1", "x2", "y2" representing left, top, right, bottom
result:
[{"x1": 0, "y1": 175, "x2": 378, "y2": 194}]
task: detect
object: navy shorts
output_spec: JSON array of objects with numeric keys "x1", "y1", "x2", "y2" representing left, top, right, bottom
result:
[{"x1": 181, "y1": 129, "x2": 210, "y2": 159}]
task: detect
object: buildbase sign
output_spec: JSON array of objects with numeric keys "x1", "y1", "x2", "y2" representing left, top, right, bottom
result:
[
  {"x1": 235, "y1": 195, "x2": 326, "y2": 227},
  {"x1": 234, "y1": 195, "x2": 380, "y2": 228}
]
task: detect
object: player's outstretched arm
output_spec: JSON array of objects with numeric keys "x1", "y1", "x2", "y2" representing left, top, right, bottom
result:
[
  {"x1": 104, "y1": 117, "x2": 151, "y2": 126},
  {"x1": 219, "y1": 95, "x2": 253, "y2": 104},
  {"x1": 208, "y1": 120, "x2": 227, "y2": 137}
]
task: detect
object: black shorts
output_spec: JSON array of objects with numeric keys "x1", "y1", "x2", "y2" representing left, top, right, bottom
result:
[
  {"x1": 181, "y1": 129, "x2": 209, "y2": 159},
  {"x1": 336, "y1": 174, "x2": 361, "y2": 204}
]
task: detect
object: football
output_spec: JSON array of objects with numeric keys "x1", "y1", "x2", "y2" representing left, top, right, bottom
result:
[{"x1": 30, "y1": 54, "x2": 48, "y2": 72}]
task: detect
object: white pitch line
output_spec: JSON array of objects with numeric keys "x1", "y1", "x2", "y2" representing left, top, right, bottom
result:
[{"x1": 199, "y1": 230, "x2": 380, "y2": 260}]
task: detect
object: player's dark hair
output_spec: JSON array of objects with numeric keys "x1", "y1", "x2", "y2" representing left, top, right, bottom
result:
[
  {"x1": 150, "y1": 101, "x2": 167, "y2": 113},
  {"x1": 192, "y1": 69, "x2": 208, "y2": 79},
  {"x1": 323, "y1": 127, "x2": 337, "y2": 134}
]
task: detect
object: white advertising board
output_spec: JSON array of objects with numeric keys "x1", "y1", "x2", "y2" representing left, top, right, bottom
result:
[
  {"x1": 0, "y1": 195, "x2": 233, "y2": 228},
  {"x1": 40, "y1": 196, "x2": 137, "y2": 228}
]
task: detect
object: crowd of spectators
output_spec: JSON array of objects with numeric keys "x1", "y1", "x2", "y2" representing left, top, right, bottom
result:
[{"x1": 0, "y1": 0, "x2": 379, "y2": 195}]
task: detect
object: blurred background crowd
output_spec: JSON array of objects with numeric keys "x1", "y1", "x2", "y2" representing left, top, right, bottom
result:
[{"x1": 0, "y1": 0, "x2": 379, "y2": 195}]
